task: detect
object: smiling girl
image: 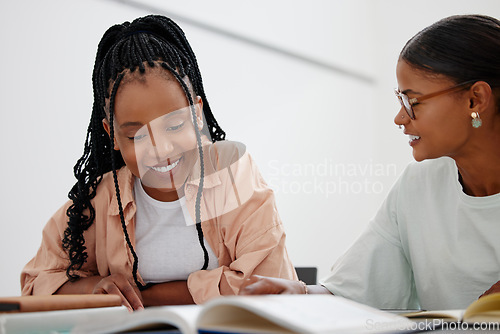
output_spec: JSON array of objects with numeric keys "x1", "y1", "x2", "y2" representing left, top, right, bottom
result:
[{"x1": 21, "y1": 15, "x2": 297, "y2": 310}]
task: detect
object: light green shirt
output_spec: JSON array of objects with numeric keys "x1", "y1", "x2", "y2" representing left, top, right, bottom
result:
[{"x1": 321, "y1": 157, "x2": 500, "y2": 310}]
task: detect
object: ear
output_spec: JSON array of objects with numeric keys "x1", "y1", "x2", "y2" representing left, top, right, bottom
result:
[
  {"x1": 468, "y1": 81, "x2": 493, "y2": 116},
  {"x1": 102, "y1": 118, "x2": 120, "y2": 151},
  {"x1": 195, "y1": 96, "x2": 204, "y2": 130},
  {"x1": 195, "y1": 96, "x2": 203, "y2": 117}
]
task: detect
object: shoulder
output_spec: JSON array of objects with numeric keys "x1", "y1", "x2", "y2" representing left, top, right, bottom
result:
[
  {"x1": 389, "y1": 157, "x2": 458, "y2": 205},
  {"x1": 91, "y1": 166, "x2": 135, "y2": 207},
  {"x1": 207, "y1": 140, "x2": 247, "y2": 170},
  {"x1": 401, "y1": 157, "x2": 456, "y2": 182},
  {"x1": 45, "y1": 167, "x2": 134, "y2": 236},
  {"x1": 383, "y1": 157, "x2": 457, "y2": 204},
  {"x1": 203, "y1": 140, "x2": 261, "y2": 177},
  {"x1": 98, "y1": 166, "x2": 133, "y2": 190},
  {"x1": 202, "y1": 141, "x2": 270, "y2": 199}
]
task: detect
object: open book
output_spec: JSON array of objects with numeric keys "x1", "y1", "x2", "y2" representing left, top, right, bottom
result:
[
  {"x1": 401, "y1": 292, "x2": 500, "y2": 323},
  {"x1": 72, "y1": 294, "x2": 415, "y2": 334}
]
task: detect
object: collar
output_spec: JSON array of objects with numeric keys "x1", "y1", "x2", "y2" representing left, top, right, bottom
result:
[
  {"x1": 185, "y1": 143, "x2": 222, "y2": 190},
  {"x1": 108, "y1": 167, "x2": 136, "y2": 221}
]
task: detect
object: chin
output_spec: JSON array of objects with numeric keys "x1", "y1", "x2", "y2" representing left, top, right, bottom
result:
[
  {"x1": 412, "y1": 150, "x2": 442, "y2": 163},
  {"x1": 411, "y1": 149, "x2": 428, "y2": 162}
]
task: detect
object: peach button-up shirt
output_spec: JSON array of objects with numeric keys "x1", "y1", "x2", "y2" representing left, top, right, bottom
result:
[{"x1": 21, "y1": 141, "x2": 297, "y2": 304}]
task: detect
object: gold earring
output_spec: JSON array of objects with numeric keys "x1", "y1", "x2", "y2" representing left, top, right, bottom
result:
[{"x1": 471, "y1": 112, "x2": 482, "y2": 128}]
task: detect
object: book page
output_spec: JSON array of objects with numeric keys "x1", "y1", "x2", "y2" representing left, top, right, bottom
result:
[
  {"x1": 0, "y1": 306, "x2": 128, "y2": 334},
  {"x1": 401, "y1": 309, "x2": 464, "y2": 321},
  {"x1": 72, "y1": 305, "x2": 201, "y2": 334},
  {"x1": 463, "y1": 293, "x2": 500, "y2": 323},
  {"x1": 197, "y1": 295, "x2": 414, "y2": 334},
  {"x1": 400, "y1": 293, "x2": 500, "y2": 324}
]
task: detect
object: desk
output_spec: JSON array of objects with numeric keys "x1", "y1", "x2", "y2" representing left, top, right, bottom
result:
[{"x1": 2, "y1": 306, "x2": 500, "y2": 333}]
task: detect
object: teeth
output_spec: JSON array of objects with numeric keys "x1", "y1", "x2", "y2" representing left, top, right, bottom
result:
[
  {"x1": 408, "y1": 135, "x2": 420, "y2": 143},
  {"x1": 150, "y1": 159, "x2": 180, "y2": 173}
]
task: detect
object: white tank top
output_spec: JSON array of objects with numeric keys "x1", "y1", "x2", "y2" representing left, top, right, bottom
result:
[{"x1": 133, "y1": 177, "x2": 218, "y2": 283}]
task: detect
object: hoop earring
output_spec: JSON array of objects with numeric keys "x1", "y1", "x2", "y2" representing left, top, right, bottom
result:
[{"x1": 471, "y1": 112, "x2": 482, "y2": 128}]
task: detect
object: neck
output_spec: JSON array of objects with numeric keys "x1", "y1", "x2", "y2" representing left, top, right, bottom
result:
[
  {"x1": 457, "y1": 163, "x2": 500, "y2": 197},
  {"x1": 142, "y1": 184, "x2": 185, "y2": 202},
  {"x1": 454, "y1": 122, "x2": 500, "y2": 196}
]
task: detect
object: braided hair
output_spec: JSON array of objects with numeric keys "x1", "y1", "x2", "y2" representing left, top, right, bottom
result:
[{"x1": 62, "y1": 15, "x2": 225, "y2": 288}]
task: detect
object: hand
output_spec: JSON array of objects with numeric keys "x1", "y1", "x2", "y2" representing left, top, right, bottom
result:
[
  {"x1": 479, "y1": 280, "x2": 500, "y2": 299},
  {"x1": 239, "y1": 275, "x2": 306, "y2": 295},
  {"x1": 92, "y1": 274, "x2": 144, "y2": 311}
]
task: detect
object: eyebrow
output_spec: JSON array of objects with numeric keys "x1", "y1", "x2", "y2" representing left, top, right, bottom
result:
[
  {"x1": 401, "y1": 88, "x2": 422, "y2": 95},
  {"x1": 118, "y1": 108, "x2": 190, "y2": 129},
  {"x1": 119, "y1": 121, "x2": 143, "y2": 129}
]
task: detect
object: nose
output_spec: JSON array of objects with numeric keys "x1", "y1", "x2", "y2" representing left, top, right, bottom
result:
[
  {"x1": 153, "y1": 137, "x2": 174, "y2": 162},
  {"x1": 394, "y1": 106, "x2": 410, "y2": 128},
  {"x1": 147, "y1": 125, "x2": 175, "y2": 162}
]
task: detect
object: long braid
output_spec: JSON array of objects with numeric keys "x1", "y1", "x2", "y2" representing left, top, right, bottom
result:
[
  {"x1": 160, "y1": 61, "x2": 209, "y2": 270},
  {"x1": 62, "y1": 15, "x2": 223, "y2": 283},
  {"x1": 108, "y1": 73, "x2": 142, "y2": 288}
]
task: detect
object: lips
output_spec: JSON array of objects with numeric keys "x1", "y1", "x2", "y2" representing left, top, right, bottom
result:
[
  {"x1": 408, "y1": 134, "x2": 420, "y2": 145},
  {"x1": 148, "y1": 157, "x2": 181, "y2": 173}
]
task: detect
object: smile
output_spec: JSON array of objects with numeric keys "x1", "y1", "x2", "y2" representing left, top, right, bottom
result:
[
  {"x1": 149, "y1": 158, "x2": 180, "y2": 173},
  {"x1": 408, "y1": 135, "x2": 420, "y2": 144}
]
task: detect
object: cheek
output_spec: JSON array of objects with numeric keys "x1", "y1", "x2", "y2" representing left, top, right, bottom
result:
[
  {"x1": 424, "y1": 118, "x2": 470, "y2": 154},
  {"x1": 117, "y1": 141, "x2": 140, "y2": 166},
  {"x1": 176, "y1": 128, "x2": 199, "y2": 152},
  {"x1": 178, "y1": 134, "x2": 201, "y2": 166},
  {"x1": 420, "y1": 102, "x2": 467, "y2": 133}
]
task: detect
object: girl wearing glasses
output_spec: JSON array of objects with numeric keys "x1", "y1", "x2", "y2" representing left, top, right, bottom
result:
[
  {"x1": 21, "y1": 15, "x2": 297, "y2": 311},
  {"x1": 240, "y1": 14, "x2": 500, "y2": 311}
]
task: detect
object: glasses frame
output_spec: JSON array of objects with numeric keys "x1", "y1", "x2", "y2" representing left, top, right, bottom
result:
[{"x1": 395, "y1": 79, "x2": 477, "y2": 120}]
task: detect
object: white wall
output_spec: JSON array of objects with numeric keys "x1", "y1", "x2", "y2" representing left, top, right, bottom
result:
[{"x1": 0, "y1": 0, "x2": 498, "y2": 296}]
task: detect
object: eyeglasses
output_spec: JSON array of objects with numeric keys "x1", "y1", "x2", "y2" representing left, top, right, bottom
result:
[{"x1": 394, "y1": 80, "x2": 477, "y2": 120}]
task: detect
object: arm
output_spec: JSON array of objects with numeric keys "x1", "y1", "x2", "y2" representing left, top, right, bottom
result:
[
  {"x1": 186, "y1": 148, "x2": 297, "y2": 304},
  {"x1": 237, "y1": 224, "x2": 415, "y2": 307},
  {"x1": 480, "y1": 281, "x2": 500, "y2": 298},
  {"x1": 318, "y1": 175, "x2": 418, "y2": 310},
  {"x1": 243, "y1": 171, "x2": 417, "y2": 309},
  {"x1": 21, "y1": 202, "x2": 80, "y2": 296},
  {"x1": 21, "y1": 201, "x2": 144, "y2": 311},
  {"x1": 140, "y1": 281, "x2": 194, "y2": 306},
  {"x1": 188, "y1": 200, "x2": 297, "y2": 304},
  {"x1": 239, "y1": 275, "x2": 332, "y2": 295},
  {"x1": 56, "y1": 274, "x2": 144, "y2": 311}
]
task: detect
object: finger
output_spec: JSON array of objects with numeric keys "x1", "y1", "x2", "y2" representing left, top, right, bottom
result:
[
  {"x1": 132, "y1": 284, "x2": 145, "y2": 305},
  {"x1": 95, "y1": 283, "x2": 134, "y2": 312},
  {"x1": 117, "y1": 281, "x2": 144, "y2": 311}
]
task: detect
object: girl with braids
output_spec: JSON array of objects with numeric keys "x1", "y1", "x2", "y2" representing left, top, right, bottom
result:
[
  {"x1": 21, "y1": 14, "x2": 296, "y2": 310},
  {"x1": 240, "y1": 14, "x2": 500, "y2": 311}
]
